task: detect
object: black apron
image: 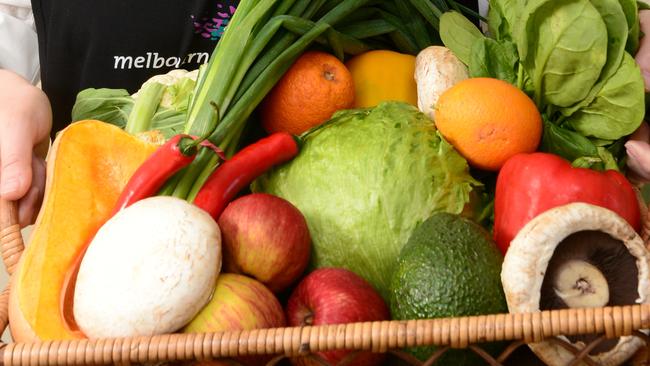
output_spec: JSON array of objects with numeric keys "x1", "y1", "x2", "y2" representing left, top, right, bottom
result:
[{"x1": 32, "y1": 0, "x2": 239, "y2": 134}]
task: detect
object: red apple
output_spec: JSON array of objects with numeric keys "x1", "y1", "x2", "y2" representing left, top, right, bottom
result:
[
  {"x1": 286, "y1": 268, "x2": 390, "y2": 366},
  {"x1": 218, "y1": 193, "x2": 311, "y2": 293},
  {"x1": 182, "y1": 273, "x2": 286, "y2": 365}
]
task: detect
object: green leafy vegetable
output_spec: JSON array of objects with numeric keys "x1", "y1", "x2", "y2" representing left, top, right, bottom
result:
[
  {"x1": 71, "y1": 69, "x2": 199, "y2": 138},
  {"x1": 541, "y1": 119, "x2": 599, "y2": 162},
  {"x1": 487, "y1": 0, "x2": 521, "y2": 41},
  {"x1": 253, "y1": 102, "x2": 479, "y2": 300},
  {"x1": 468, "y1": 38, "x2": 518, "y2": 84},
  {"x1": 517, "y1": 0, "x2": 608, "y2": 108},
  {"x1": 560, "y1": 0, "x2": 628, "y2": 117},
  {"x1": 567, "y1": 53, "x2": 645, "y2": 140},
  {"x1": 439, "y1": 11, "x2": 483, "y2": 65},
  {"x1": 621, "y1": 0, "x2": 641, "y2": 53},
  {"x1": 125, "y1": 82, "x2": 166, "y2": 134},
  {"x1": 71, "y1": 89, "x2": 133, "y2": 127},
  {"x1": 441, "y1": 0, "x2": 645, "y2": 169}
]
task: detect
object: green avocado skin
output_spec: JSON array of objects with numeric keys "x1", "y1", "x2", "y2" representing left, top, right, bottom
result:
[{"x1": 388, "y1": 213, "x2": 508, "y2": 365}]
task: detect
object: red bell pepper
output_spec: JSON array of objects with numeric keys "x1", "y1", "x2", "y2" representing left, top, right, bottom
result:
[{"x1": 494, "y1": 152, "x2": 641, "y2": 254}]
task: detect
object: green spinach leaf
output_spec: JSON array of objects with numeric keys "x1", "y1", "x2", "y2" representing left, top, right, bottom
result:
[
  {"x1": 517, "y1": 0, "x2": 608, "y2": 108},
  {"x1": 439, "y1": 10, "x2": 484, "y2": 65},
  {"x1": 568, "y1": 53, "x2": 645, "y2": 140},
  {"x1": 560, "y1": 0, "x2": 628, "y2": 117},
  {"x1": 541, "y1": 119, "x2": 600, "y2": 162},
  {"x1": 487, "y1": 0, "x2": 522, "y2": 41},
  {"x1": 469, "y1": 38, "x2": 518, "y2": 84},
  {"x1": 621, "y1": 0, "x2": 640, "y2": 53}
]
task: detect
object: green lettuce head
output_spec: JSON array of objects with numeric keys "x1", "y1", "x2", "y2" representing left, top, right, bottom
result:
[{"x1": 253, "y1": 102, "x2": 479, "y2": 299}]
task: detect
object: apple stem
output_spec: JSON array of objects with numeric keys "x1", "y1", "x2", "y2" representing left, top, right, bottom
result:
[{"x1": 303, "y1": 313, "x2": 314, "y2": 326}]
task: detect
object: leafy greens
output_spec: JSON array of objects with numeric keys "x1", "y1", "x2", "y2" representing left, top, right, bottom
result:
[{"x1": 440, "y1": 0, "x2": 646, "y2": 170}]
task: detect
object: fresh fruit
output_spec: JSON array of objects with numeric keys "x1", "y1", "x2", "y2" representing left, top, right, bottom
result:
[
  {"x1": 388, "y1": 213, "x2": 507, "y2": 364},
  {"x1": 218, "y1": 193, "x2": 310, "y2": 293},
  {"x1": 8, "y1": 120, "x2": 159, "y2": 341},
  {"x1": 502, "y1": 203, "x2": 650, "y2": 366},
  {"x1": 260, "y1": 51, "x2": 354, "y2": 135},
  {"x1": 286, "y1": 268, "x2": 389, "y2": 366},
  {"x1": 346, "y1": 50, "x2": 417, "y2": 108},
  {"x1": 253, "y1": 102, "x2": 478, "y2": 301},
  {"x1": 434, "y1": 77, "x2": 542, "y2": 171},
  {"x1": 74, "y1": 197, "x2": 221, "y2": 338},
  {"x1": 183, "y1": 273, "x2": 286, "y2": 365},
  {"x1": 183, "y1": 273, "x2": 285, "y2": 332}
]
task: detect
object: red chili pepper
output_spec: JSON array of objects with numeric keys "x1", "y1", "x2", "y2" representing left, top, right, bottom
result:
[
  {"x1": 111, "y1": 134, "x2": 198, "y2": 215},
  {"x1": 494, "y1": 152, "x2": 641, "y2": 254},
  {"x1": 193, "y1": 132, "x2": 300, "y2": 219}
]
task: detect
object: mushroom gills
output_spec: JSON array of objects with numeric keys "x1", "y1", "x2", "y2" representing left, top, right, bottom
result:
[{"x1": 540, "y1": 230, "x2": 639, "y2": 354}]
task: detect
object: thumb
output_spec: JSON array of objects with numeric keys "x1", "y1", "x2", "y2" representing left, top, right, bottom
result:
[
  {"x1": 0, "y1": 127, "x2": 33, "y2": 200},
  {"x1": 626, "y1": 140, "x2": 650, "y2": 182}
]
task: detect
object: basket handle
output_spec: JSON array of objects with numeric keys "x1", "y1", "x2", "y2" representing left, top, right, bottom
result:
[
  {"x1": 0, "y1": 200, "x2": 24, "y2": 276},
  {"x1": 0, "y1": 199, "x2": 26, "y2": 341}
]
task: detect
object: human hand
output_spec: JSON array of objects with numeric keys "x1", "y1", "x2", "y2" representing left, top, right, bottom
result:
[{"x1": 0, "y1": 70, "x2": 52, "y2": 227}]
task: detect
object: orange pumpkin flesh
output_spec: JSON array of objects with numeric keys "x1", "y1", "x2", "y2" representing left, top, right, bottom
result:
[{"x1": 9, "y1": 120, "x2": 159, "y2": 341}]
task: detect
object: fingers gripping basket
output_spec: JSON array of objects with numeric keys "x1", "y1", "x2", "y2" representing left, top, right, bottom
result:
[{"x1": 2, "y1": 198, "x2": 650, "y2": 366}]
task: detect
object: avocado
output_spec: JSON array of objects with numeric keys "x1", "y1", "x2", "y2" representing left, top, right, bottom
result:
[{"x1": 388, "y1": 212, "x2": 507, "y2": 365}]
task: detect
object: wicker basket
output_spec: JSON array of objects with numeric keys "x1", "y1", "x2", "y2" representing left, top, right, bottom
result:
[{"x1": 2, "y1": 197, "x2": 650, "y2": 366}]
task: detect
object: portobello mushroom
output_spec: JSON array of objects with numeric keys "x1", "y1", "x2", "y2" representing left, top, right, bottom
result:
[{"x1": 501, "y1": 202, "x2": 650, "y2": 366}]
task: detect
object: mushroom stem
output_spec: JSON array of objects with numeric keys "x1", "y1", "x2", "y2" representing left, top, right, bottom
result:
[{"x1": 553, "y1": 260, "x2": 609, "y2": 308}]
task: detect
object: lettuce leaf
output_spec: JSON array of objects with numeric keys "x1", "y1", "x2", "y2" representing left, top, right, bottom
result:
[{"x1": 253, "y1": 102, "x2": 479, "y2": 299}]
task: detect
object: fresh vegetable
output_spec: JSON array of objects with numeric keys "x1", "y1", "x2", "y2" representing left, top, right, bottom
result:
[
  {"x1": 72, "y1": 69, "x2": 200, "y2": 138},
  {"x1": 111, "y1": 134, "x2": 198, "y2": 214},
  {"x1": 439, "y1": 11, "x2": 483, "y2": 65},
  {"x1": 494, "y1": 152, "x2": 641, "y2": 254},
  {"x1": 253, "y1": 102, "x2": 478, "y2": 299},
  {"x1": 8, "y1": 121, "x2": 159, "y2": 341},
  {"x1": 74, "y1": 196, "x2": 221, "y2": 338},
  {"x1": 346, "y1": 50, "x2": 418, "y2": 108},
  {"x1": 161, "y1": 0, "x2": 479, "y2": 201},
  {"x1": 440, "y1": 1, "x2": 645, "y2": 169},
  {"x1": 73, "y1": 0, "x2": 479, "y2": 204},
  {"x1": 502, "y1": 203, "x2": 650, "y2": 366},
  {"x1": 193, "y1": 132, "x2": 300, "y2": 220},
  {"x1": 389, "y1": 213, "x2": 507, "y2": 364},
  {"x1": 414, "y1": 46, "x2": 468, "y2": 120}
]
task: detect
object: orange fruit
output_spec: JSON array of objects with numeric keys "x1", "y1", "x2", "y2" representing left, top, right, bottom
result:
[
  {"x1": 435, "y1": 78, "x2": 542, "y2": 171},
  {"x1": 260, "y1": 51, "x2": 355, "y2": 135}
]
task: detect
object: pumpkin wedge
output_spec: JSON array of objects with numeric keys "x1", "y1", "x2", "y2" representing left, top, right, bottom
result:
[{"x1": 9, "y1": 120, "x2": 159, "y2": 341}]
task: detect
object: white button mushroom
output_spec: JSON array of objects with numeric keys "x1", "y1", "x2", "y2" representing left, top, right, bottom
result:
[
  {"x1": 414, "y1": 46, "x2": 469, "y2": 121},
  {"x1": 73, "y1": 196, "x2": 221, "y2": 338}
]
